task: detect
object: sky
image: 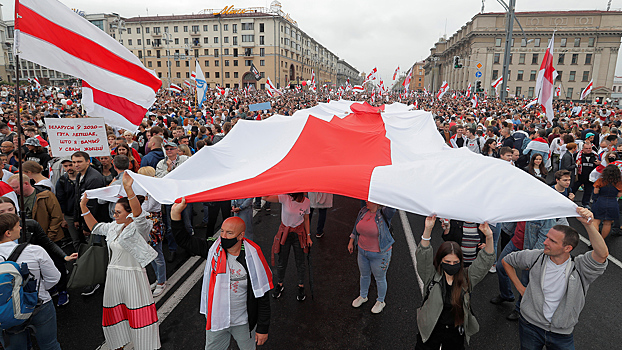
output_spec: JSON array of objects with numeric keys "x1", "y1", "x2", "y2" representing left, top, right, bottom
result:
[{"x1": 2, "y1": 0, "x2": 622, "y2": 86}]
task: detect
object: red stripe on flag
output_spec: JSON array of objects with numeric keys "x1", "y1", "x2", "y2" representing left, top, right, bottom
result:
[
  {"x1": 184, "y1": 102, "x2": 391, "y2": 203},
  {"x1": 17, "y1": 4, "x2": 161, "y2": 92},
  {"x1": 243, "y1": 239, "x2": 274, "y2": 289},
  {"x1": 84, "y1": 82, "x2": 147, "y2": 126},
  {"x1": 102, "y1": 303, "x2": 158, "y2": 329}
]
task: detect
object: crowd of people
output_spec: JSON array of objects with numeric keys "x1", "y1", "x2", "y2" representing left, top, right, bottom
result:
[{"x1": 0, "y1": 82, "x2": 617, "y2": 349}]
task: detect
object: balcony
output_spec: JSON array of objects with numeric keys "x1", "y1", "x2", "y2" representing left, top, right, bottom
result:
[
  {"x1": 192, "y1": 42, "x2": 201, "y2": 48},
  {"x1": 241, "y1": 41, "x2": 255, "y2": 48},
  {"x1": 190, "y1": 30, "x2": 201, "y2": 36},
  {"x1": 151, "y1": 32, "x2": 162, "y2": 38}
]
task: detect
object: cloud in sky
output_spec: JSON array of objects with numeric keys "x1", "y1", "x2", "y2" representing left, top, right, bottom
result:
[{"x1": 4, "y1": 0, "x2": 621, "y2": 87}]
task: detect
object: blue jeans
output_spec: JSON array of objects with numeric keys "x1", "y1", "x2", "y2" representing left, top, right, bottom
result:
[
  {"x1": 490, "y1": 223, "x2": 502, "y2": 259},
  {"x1": 202, "y1": 202, "x2": 210, "y2": 224},
  {"x1": 163, "y1": 204, "x2": 193, "y2": 252},
  {"x1": 150, "y1": 241, "x2": 167, "y2": 284},
  {"x1": 519, "y1": 315, "x2": 574, "y2": 350},
  {"x1": 497, "y1": 240, "x2": 520, "y2": 300},
  {"x1": 309, "y1": 208, "x2": 327, "y2": 235},
  {"x1": 0, "y1": 301, "x2": 61, "y2": 350},
  {"x1": 358, "y1": 248, "x2": 392, "y2": 302}
]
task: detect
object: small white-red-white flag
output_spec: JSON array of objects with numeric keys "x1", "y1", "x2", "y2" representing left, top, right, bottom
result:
[
  {"x1": 393, "y1": 66, "x2": 400, "y2": 80},
  {"x1": 168, "y1": 84, "x2": 182, "y2": 93},
  {"x1": 471, "y1": 94, "x2": 478, "y2": 108},
  {"x1": 191, "y1": 71, "x2": 197, "y2": 80},
  {"x1": 491, "y1": 77, "x2": 503, "y2": 88},
  {"x1": 466, "y1": 82, "x2": 472, "y2": 98},
  {"x1": 32, "y1": 76, "x2": 41, "y2": 89},
  {"x1": 535, "y1": 34, "x2": 557, "y2": 121},
  {"x1": 580, "y1": 80, "x2": 593, "y2": 100},
  {"x1": 402, "y1": 68, "x2": 413, "y2": 91},
  {"x1": 352, "y1": 85, "x2": 364, "y2": 93},
  {"x1": 266, "y1": 77, "x2": 282, "y2": 97},
  {"x1": 436, "y1": 81, "x2": 449, "y2": 100},
  {"x1": 555, "y1": 84, "x2": 561, "y2": 97},
  {"x1": 364, "y1": 67, "x2": 378, "y2": 84},
  {"x1": 524, "y1": 99, "x2": 538, "y2": 109}
]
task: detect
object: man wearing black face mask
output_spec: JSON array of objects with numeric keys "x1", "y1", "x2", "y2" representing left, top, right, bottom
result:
[{"x1": 171, "y1": 198, "x2": 271, "y2": 350}]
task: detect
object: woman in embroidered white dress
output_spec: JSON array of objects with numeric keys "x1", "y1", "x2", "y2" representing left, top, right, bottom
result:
[{"x1": 80, "y1": 173, "x2": 160, "y2": 350}]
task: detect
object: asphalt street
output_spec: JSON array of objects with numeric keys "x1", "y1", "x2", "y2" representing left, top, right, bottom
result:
[{"x1": 53, "y1": 195, "x2": 622, "y2": 349}]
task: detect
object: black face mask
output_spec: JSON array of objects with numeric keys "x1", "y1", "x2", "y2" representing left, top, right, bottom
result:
[
  {"x1": 441, "y1": 262, "x2": 461, "y2": 276},
  {"x1": 220, "y1": 236, "x2": 240, "y2": 250}
]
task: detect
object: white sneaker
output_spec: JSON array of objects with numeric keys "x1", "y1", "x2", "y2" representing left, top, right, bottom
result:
[
  {"x1": 153, "y1": 283, "x2": 166, "y2": 297},
  {"x1": 489, "y1": 265, "x2": 497, "y2": 273},
  {"x1": 371, "y1": 301, "x2": 386, "y2": 314},
  {"x1": 150, "y1": 282, "x2": 158, "y2": 291},
  {"x1": 352, "y1": 296, "x2": 368, "y2": 308}
]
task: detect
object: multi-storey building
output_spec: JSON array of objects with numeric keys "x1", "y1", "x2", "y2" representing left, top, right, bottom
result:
[
  {"x1": 423, "y1": 11, "x2": 622, "y2": 101},
  {"x1": 336, "y1": 59, "x2": 361, "y2": 86},
  {"x1": 121, "y1": 2, "x2": 338, "y2": 89},
  {"x1": 409, "y1": 61, "x2": 425, "y2": 91}
]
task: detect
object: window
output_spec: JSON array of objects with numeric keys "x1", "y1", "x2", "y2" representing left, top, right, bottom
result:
[
  {"x1": 194, "y1": 49, "x2": 199, "y2": 58},
  {"x1": 176, "y1": 72, "x2": 181, "y2": 78},
  {"x1": 185, "y1": 72, "x2": 189, "y2": 78},
  {"x1": 232, "y1": 24, "x2": 238, "y2": 33},
  {"x1": 530, "y1": 70, "x2": 537, "y2": 81},
  {"x1": 528, "y1": 87, "x2": 534, "y2": 98},
  {"x1": 508, "y1": 70, "x2": 511, "y2": 81},
  {"x1": 234, "y1": 72, "x2": 239, "y2": 78},
  {"x1": 556, "y1": 71, "x2": 562, "y2": 81},
  {"x1": 571, "y1": 54, "x2": 578, "y2": 64},
  {"x1": 260, "y1": 48, "x2": 265, "y2": 57},
  {"x1": 574, "y1": 38, "x2": 581, "y2": 47},
  {"x1": 492, "y1": 70, "x2": 498, "y2": 80},
  {"x1": 224, "y1": 49, "x2": 229, "y2": 55},
  {"x1": 174, "y1": 26, "x2": 178, "y2": 33},
  {"x1": 145, "y1": 27, "x2": 150, "y2": 34},
  {"x1": 214, "y1": 25, "x2": 218, "y2": 31},
  {"x1": 223, "y1": 24, "x2": 228, "y2": 31},
  {"x1": 214, "y1": 49, "x2": 219, "y2": 57},
  {"x1": 495, "y1": 38, "x2": 502, "y2": 47},
  {"x1": 511, "y1": 38, "x2": 514, "y2": 47},
  {"x1": 174, "y1": 38, "x2": 179, "y2": 44},
  {"x1": 521, "y1": 38, "x2": 528, "y2": 47},
  {"x1": 136, "y1": 27, "x2": 141, "y2": 34},
  {"x1": 560, "y1": 38, "x2": 567, "y2": 47},
  {"x1": 184, "y1": 38, "x2": 189, "y2": 44},
  {"x1": 214, "y1": 37, "x2": 218, "y2": 44},
  {"x1": 176, "y1": 61, "x2": 180, "y2": 67},
  {"x1": 585, "y1": 54, "x2": 592, "y2": 65},
  {"x1": 260, "y1": 72, "x2": 265, "y2": 78},
  {"x1": 138, "y1": 51, "x2": 142, "y2": 58},
  {"x1": 224, "y1": 37, "x2": 229, "y2": 44},
  {"x1": 146, "y1": 39, "x2": 151, "y2": 45},
  {"x1": 203, "y1": 25, "x2": 209, "y2": 31},
  {"x1": 261, "y1": 84, "x2": 266, "y2": 90},
  {"x1": 157, "y1": 61, "x2": 161, "y2": 67},
  {"x1": 260, "y1": 36, "x2": 265, "y2": 45},
  {"x1": 242, "y1": 23, "x2": 254, "y2": 30},
  {"x1": 158, "y1": 72, "x2": 162, "y2": 78},
  {"x1": 147, "y1": 50, "x2": 151, "y2": 56},
  {"x1": 153, "y1": 27, "x2": 160, "y2": 34},
  {"x1": 192, "y1": 25, "x2": 199, "y2": 33},
  {"x1": 516, "y1": 86, "x2": 522, "y2": 96},
  {"x1": 567, "y1": 87, "x2": 573, "y2": 99},
  {"x1": 128, "y1": 39, "x2": 132, "y2": 45},
  {"x1": 245, "y1": 60, "x2": 252, "y2": 66},
  {"x1": 558, "y1": 54, "x2": 565, "y2": 65},
  {"x1": 225, "y1": 60, "x2": 229, "y2": 66},
  {"x1": 225, "y1": 72, "x2": 230, "y2": 78},
  {"x1": 517, "y1": 70, "x2": 524, "y2": 80},
  {"x1": 205, "y1": 60, "x2": 209, "y2": 66},
  {"x1": 493, "y1": 53, "x2": 500, "y2": 64},
  {"x1": 245, "y1": 48, "x2": 252, "y2": 56},
  {"x1": 204, "y1": 37, "x2": 209, "y2": 44},
  {"x1": 156, "y1": 50, "x2": 161, "y2": 58},
  {"x1": 215, "y1": 60, "x2": 219, "y2": 67},
  {"x1": 163, "y1": 27, "x2": 168, "y2": 33},
  {"x1": 534, "y1": 38, "x2": 540, "y2": 47},
  {"x1": 519, "y1": 53, "x2": 525, "y2": 64},
  {"x1": 530, "y1": 54, "x2": 538, "y2": 65},
  {"x1": 569, "y1": 71, "x2": 576, "y2": 81},
  {"x1": 185, "y1": 61, "x2": 189, "y2": 67},
  {"x1": 242, "y1": 35, "x2": 254, "y2": 42},
  {"x1": 233, "y1": 36, "x2": 238, "y2": 45},
  {"x1": 205, "y1": 72, "x2": 210, "y2": 78},
  {"x1": 582, "y1": 71, "x2": 590, "y2": 82},
  {"x1": 215, "y1": 72, "x2": 220, "y2": 78},
  {"x1": 183, "y1": 26, "x2": 188, "y2": 32},
  {"x1": 509, "y1": 53, "x2": 513, "y2": 64},
  {"x1": 588, "y1": 37, "x2": 595, "y2": 47},
  {"x1": 233, "y1": 48, "x2": 238, "y2": 57},
  {"x1": 260, "y1": 59, "x2": 265, "y2": 66},
  {"x1": 233, "y1": 60, "x2": 238, "y2": 66}
]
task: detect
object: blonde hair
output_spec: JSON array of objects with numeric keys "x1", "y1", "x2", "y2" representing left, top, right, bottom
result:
[
  {"x1": 137, "y1": 166, "x2": 156, "y2": 177},
  {"x1": 8, "y1": 174, "x2": 30, "y2": 184},
  {"x1": 178, "y1": 145, "x2": 192, "y2": 157}
]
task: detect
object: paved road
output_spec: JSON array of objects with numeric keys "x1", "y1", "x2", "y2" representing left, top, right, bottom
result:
[{"x1": 54, "y1": 195, "x2": 622, "y2": 349}]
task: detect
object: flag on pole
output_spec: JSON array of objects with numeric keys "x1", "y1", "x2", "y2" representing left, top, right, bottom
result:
[
  {"x1": 351, "y1": 85, "x2": 364, "y2": 93},
  {"x1": 466, "y1": 82, "x2": 472, "y2": 98},
  {"x1": 535, "y1": 33, "x2": 558, "y2": 121},
  {"x1": 524, "y1": 99, "x2": 538, "y2": 109},
  {"x1": 168, "y1": 84, "x2": 182, "y2": 93},
  {"x1": 191, "y1": 71, "x2": 197, "y2": 80},
  {"x1": 15, "y1": 0, "x2": 161, "y2": 131},
  {"x1": 555, "y1": 84, "x2": 561, "y2": 97},
  {"x1": 378, "y1": 77, "x2": 386, "y2": 93},
  {"x1": 402, "y1": 68, "x2": 413, "y2": 91},
  {"x1": 266, "y1": 77, "x2": 282, "y2": 97},
  {"x1": 364, "y1": 67, "x2": 378, "y2": 84},
  {"x1": 491, "y1": 77, "x2": 503, "y2": 89},
  {"x1": 580, "y1": 80, "x2": 593, "y2": 100},
  {"x1": 183, "y1": 80, "x2": 193, "y2": 89},
  {"x1": 195, "y1": 60, "x2": 208, "y2": 106},
  {"x1": 32, "y1": 76, "x2": 40, "y2": 89},
  {"x1": 471, "y1": 94, "x2": 478, "y2": 108},
  {"x1": 436, "y1": 81, "x2": 449, "y2": 99},
  {"x1": 393, "y1": 66, "x2": 400, "y2": 80}
]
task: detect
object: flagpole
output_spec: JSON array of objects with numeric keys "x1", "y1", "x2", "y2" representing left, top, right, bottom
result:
[{"x1": 14, "y1": 56, "x2": 27, "y2": 232}]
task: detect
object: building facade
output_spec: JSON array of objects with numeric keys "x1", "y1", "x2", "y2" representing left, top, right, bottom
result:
[
  {"x1": 423, "y1": 11, "x2": 622, "y2": 101},
  {"x1": 336, "y1": 59, "x2": 361, "y2": 86},
  {"x1": 121, "y1": 2, "x2": 338, "y2": 89},
  {"x1": 612, "y1": 76, "x2": 622, "y2": 105},
  {"x1": 409, "y1": 61, "x2": 425, "y2": 91}
]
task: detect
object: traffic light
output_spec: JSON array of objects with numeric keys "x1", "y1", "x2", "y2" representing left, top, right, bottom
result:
[
  {"x1": 453, "y1": 56, "x2": 462, "y2": 69},
  {"x1": 476, "y1": 80, "x2": 482, "y2": 92}
]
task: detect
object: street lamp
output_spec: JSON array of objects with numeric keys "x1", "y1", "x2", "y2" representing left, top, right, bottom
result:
[{"x1": 163, "y1": 32, "x2": 173, "y2": 88}]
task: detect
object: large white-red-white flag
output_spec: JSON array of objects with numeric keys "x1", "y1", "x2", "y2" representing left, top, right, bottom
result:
[
  {"x1": 580, "y1": 80, "x2": 593, "y2": 100},
  {"x1": 15, "y1": 0, "x2": 161, "y2": 131},
  {"x1": 109, "y1": 100, "x2": 577, "y2": 224},
  {"x1": 436, "y1": 81, "x2": 449, "y2": 99},
  {"x1": 535, "y1": 34, "x2": 557, "y2": 121},
  {"x1": 402, "y1": 68, "x2": 412, "y2": 91},
  {"x1": 393, "y1": 66, "x2": 400, "y2": 80}
]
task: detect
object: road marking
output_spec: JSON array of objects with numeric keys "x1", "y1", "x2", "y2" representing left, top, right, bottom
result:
[
  {"x1": 399, "y1": 210, "x2": 424, "y2": 294},
  {"x1": 153, "y1": 256, "x2": 201, "y2": 303},
  {"x1": 578, "y1": 234, "x2": 622, "y2": 269}
]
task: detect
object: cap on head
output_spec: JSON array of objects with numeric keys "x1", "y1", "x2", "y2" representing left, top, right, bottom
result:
[{"x1": 24, "y1": 137, "x2": 41, "y2": 147}]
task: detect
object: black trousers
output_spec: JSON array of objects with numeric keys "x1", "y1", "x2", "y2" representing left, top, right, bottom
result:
[
  {"x1": 415, "y1": 324, "x2": 465, "y2": 350},
  {"x1": 206, "y1": 201, "x2": 232, "y2": 236}
]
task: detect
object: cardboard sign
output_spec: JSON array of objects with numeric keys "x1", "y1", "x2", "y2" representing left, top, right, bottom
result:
[
  {"x1": 248, "y1": 102, "x2": 271, "y2": 112},
  {"x1": 45, "y1": 117, "x2": 110, "y2": 157}
]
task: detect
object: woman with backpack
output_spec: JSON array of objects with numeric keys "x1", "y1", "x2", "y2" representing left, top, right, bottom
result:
[
  {"x1": 80, "y1": 172, "x2": 160, "y2": 350},
  {"x1": 347, "y1": 201, "x2": 396, "y2": 314},
  {"x1": 0, "y1": 213, "x2": 63, "y2": 350},
  {"x1": 415, "y1": 215, "x2": 495, "y2": 349}
]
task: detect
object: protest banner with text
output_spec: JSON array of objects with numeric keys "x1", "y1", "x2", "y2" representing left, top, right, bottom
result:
[{"x1": 45, "y1": 117, "x2": 110, "y2": 157}]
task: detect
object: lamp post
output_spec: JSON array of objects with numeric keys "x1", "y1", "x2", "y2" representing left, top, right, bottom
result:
[{"x1": 163, "y1": 32, "x2": 173, "y2": 88}]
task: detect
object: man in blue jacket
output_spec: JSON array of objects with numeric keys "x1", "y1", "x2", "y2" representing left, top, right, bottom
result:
[{"x1": 140, "y1": 135, "x2": 164, "y2": 168}]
